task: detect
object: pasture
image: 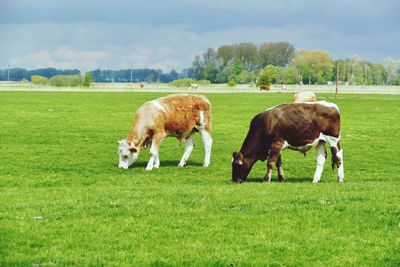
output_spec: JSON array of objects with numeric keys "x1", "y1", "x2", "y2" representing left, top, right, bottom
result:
[{"x1": 1, "y1": 91, "x2": 399, "y2": 266}]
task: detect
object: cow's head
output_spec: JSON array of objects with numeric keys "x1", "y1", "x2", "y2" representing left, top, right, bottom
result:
[
  {"x1": 118, "y1": 139, "x2": 140, "y2": 169},
  {"x1": 232, "y1": 151, "x2": 252, "y2": 183}
]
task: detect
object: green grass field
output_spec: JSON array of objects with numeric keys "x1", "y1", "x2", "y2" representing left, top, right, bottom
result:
[{"x1": 1, "y1": 91, "x2": 400, "y2": 266}]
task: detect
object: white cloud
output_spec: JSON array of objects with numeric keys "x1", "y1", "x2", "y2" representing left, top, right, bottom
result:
[{"x1": 1, "y1": 20, "x2": 400, "y2": 73}]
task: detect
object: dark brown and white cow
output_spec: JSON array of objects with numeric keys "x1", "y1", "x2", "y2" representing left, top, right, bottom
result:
[
  {"x1": 232, "y1": 101, "x2": 344, "y2": 183},
  {"x1": 118, "y1": 94, "x2": 212, "y2": 170}
]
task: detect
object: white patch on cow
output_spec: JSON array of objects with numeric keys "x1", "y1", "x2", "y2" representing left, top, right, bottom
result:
[
  {"x1": 199, "y1": 111, "x2": 205, "y2": 126},
  {"x1": 282, "y1": 133, "x2": 323, "y2": 153},
  {"x1": 302, "y1": 100, "x2": 340, "y2": 113},
  {"x1": 265, "y1": 105, "x2": 279, "y2": 112},
  {"x1": 118, "y1": 139, "x2": 139, "y2": 169},
  {"x1": 151, "y1": 100, "x2": 166, "y2": 113}
]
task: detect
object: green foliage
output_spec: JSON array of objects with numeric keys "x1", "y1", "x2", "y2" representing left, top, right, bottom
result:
[
  {"x1": 168, "y1": 78, "x2": 198, "y2": 87},
  {"x1": 83, "y1": 73, "x2": 93, "y2": 87},
  {"x1": 21, "y1": 78, "x2": 29, "y2": 83},
  {"x1": 1, "y1": 92, "x2": 400, "y2": 266},
  {"x1": 204, "y1": 61, "x2": 218, "y2": 83},
  {"x1": 290, "y1": 50, "x2": 333, "y2": 84},
  {"x1": 227, "y1": 79, "x2": 236, "y2": 87},
  {"x1": 49, "y1": 74, "x2": 83, "y2": 87},
  {"x1": 257, "y1": 69, "x2": 273, "y2": 86},
  {"x1": 283, "y1": 66, "x2": 299, "y2": 84},
  {"x1": 31, "y1": 75, "x2": 49, "y2": 85}
]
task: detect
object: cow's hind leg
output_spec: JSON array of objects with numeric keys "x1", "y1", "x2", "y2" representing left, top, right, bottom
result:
[
  {"x1": 178, "y1": 134, "x2": 195, "y2": 167},
  {"x1": 199, "y1": 129, "x2": 212, "y2": 168},
  {"x1": 313, "y1": 141, "x2": 327, "y2": 183},
  {"x1": 331, "y1": 141, "x2": 344, "y2": 182},
  {"x1": 276, "y1": 155, "x2": 285, "y2": 182},
  {"x1": 146, "y1": 134, "x2": 164, "y2": 171}
]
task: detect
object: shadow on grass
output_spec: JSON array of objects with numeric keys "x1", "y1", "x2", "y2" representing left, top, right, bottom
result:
[
  {"x1": 243, "y1": 177, "x2": 312, "y2": 183},
  {"x1": 114, "y1": 160, "x2": 204, "y2": 169}
]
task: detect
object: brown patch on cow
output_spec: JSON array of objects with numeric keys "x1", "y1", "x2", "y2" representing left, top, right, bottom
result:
[{"x1": 126, "y1": 94, "x2": 211, "y2": 150}]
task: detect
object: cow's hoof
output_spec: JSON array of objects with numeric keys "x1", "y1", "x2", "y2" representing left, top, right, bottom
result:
[
  {"x1": 202, "y1": 164, "x2": 209, "y2": 168},
  {"x1": 177, "y1": 163, "x2": 185, "y2": 167}
]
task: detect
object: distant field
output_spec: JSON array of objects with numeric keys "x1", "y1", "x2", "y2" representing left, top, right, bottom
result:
[
  {"x1": 1, "y1": 81, "x2": 400, "y2": 94},
  {"x1": 1, "y1": 91, "x2": 399, "y2": 266}
]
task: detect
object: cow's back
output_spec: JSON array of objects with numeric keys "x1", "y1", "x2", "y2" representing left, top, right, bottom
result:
[
  {"x1": 159, "y1": 94, "x2": 211, "y2": 134},
  {"x1": 262, "y1": 102, "x2": 340, "y2": 146}
]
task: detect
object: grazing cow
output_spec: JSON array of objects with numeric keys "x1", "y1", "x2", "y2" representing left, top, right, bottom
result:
[
  {"x1": 232, "y1": 101, "x2": 344, "y2": 183},
  {"x1": 189, "y1": 83, "x2": 198, "y2": 89},
  {"x1": 278, "y1": 85, "x2": 287, "y2": 91},
  {"x1": 292, "y1": 91, "x2": 316, "y2": 103},
  {"x1": 260, "y1": 85, "x2": 270, "y2": 91},
  {"x1": 118, "y1": 94, "x2": 212, "y2": 170},
  {"x1": 139, "y1": 82, "x2": 144, "y2": 88}
]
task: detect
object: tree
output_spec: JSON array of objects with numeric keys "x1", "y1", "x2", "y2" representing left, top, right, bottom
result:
[
  {"x1": 192, "y1": 55, "x2": 204, "y2": 80},
  {"x1": 204, "y1": 61, "x2": 219, "y2": 83},
  {"x1": 216, "y1": 45, "x2": 235, "y2": 65},
  {"x1": 290, "y1": 50, "x2": 333, "y2": 84},
  {"x1": 258, "y1": 42, "x2": 295, "y2": 67},
  {"x1": 84, "y1": 73, "x2": 93, "y2": 87},
  {"x1": 233, "y1": 42, "x2": 258, "y2": 70},
  {"x1": 383, "y1": 57, "x2": 400, "y2": 85}
]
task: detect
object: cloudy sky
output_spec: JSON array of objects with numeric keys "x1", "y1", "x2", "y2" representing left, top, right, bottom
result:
[{"x1": 1, "y1": 0, "x2": 399, "y2": 73}]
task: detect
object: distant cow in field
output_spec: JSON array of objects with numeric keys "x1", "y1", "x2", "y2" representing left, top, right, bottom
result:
[
  {"x1": 278, "y1": 85, "x2": 286, "y2": 91},
  {"x1": 139, "y1": 82, "x2": 144, "y2": 88},
  {"x1": 189, "y1": 83, "x2": 198, "y2": 89},
  {"x1": 260, "y1": 85, "x2": 269, "y2": 91},
  {"x1": 292, "y1": 91, "x2": 316, "y2": 102},
  {"x1": 232, "y1": 101, "x2": 344, "y2": 183},
  {"x1": 118, "y1": 94, "x2": 212, "y2": 170}
]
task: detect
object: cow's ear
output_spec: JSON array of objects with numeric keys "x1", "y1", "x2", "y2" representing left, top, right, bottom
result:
[{"x1": 129, "y1": 147, "x2": 137, "y2": 153}]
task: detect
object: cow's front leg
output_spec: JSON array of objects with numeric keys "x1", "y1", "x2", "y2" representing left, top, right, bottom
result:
[
  {"x1": 146, "y1": 135, "x2": 164, "y2": 171},
  {"x1": 264, "y1": 143, "x2": 283, "y2": 183}
]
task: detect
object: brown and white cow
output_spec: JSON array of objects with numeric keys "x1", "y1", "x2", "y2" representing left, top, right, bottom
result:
[
  {"x1": 232, "y1": 101, "x2": 344, "y2": 183},
  {"x1": 189, "y1": 83, "x2": 198, "y2": 89},
  {"x1": 139, "y1": 82, "x2": 144, "y2": 88},
  {"x1": 260, "y1": 85, "x2": 270, "y2": 91},
  {"x1": 292, "y1": 91, "x2": 316, "y2": 103},
  {"x1": 118, "y1": 94, "x2": 212, "y2": 170}
]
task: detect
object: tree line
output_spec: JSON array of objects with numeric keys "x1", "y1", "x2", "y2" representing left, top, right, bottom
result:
[
  {"x1": 192, "y1": 42, "x2": 400, "y2": 85},
  {"x1": 0, "y1": 67, "x2": 191, "y2": 83},
  {"x1": 2, "y1": 42, "x2": 399, "y2": 86}
]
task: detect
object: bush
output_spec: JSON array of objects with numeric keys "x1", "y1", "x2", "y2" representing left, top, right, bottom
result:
[
  {"x1": 31, "y1": 75, "x2": 49, "y2": 85},
  {"x1": 168, "y1": 78, "x2": 197, "y2": 87},
  {"x1": 83, "y1": 73, "x2": 93, "y2": 87},
  {"x1": 227, "y1": 80, "x2": 236, "y2": 87},
  {"x1": 49, "y1": 74, "x2": 83, "y2": 87},
  {"x1": 257, "y1": 69, "x2": 272, "y2": 86}
]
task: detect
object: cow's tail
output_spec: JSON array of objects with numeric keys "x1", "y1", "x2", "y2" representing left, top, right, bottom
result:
[{"x1": 330, "y1": 146, "x2": 341, "y2": 170}]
